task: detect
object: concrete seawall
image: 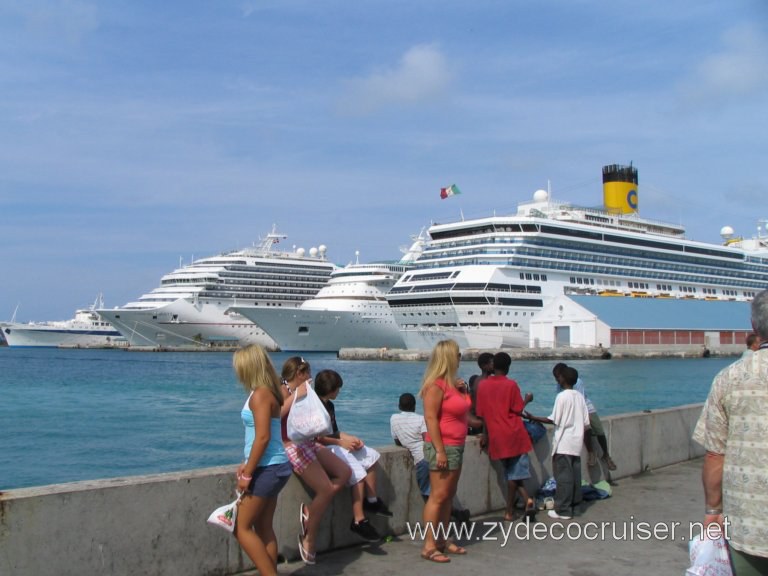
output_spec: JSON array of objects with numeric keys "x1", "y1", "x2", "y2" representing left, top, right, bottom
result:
[
  {"x1": 0, "y1": 404, "x2": 705, "y2": 576},
  {"x1": 338, "y1": 346, "x2": 741, "y2": 361}
]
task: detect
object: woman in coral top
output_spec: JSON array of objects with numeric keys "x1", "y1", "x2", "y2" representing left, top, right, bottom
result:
[{"x1": 419, "y1": 339, "x2": 477, "y2": 563}]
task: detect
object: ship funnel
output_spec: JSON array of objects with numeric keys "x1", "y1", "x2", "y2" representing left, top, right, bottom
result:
[{"x1": 603, "y1": 164, "x2": 638, "y2": 214}]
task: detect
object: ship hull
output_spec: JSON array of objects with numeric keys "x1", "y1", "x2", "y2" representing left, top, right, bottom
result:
[
  {"x1": 397, "y1": 322, "x2": 530, "y2": 350},
  {"x1": 234, "y1": 305, "x2": 406, "y2": 352},
  {"x1": 97, "y1": 298, "x2": 280, "y2": 349},
  {"x1": 0, "y1": 323, "x2": 123, "y2": 348}
]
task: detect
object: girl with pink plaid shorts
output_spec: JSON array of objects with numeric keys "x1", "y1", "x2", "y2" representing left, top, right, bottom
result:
[{"x1": 280, "y1": 357, "x2": 350, "y2": 565}]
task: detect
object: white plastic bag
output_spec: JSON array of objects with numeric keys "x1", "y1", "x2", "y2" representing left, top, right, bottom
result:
[
  {"x1": 287, "y1": 382, "x2": 333, "y2": 442},
  {"x1": 207, "y1": 493, "x2": 241, "y2": 533},
  {"x1": 686, "y1": 536, "x2": 733, "y2": 576}
]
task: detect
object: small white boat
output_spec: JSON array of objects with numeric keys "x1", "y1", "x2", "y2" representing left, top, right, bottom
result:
[{"x1": 0, "y1": 295, "x2": 125, "y2": 348}]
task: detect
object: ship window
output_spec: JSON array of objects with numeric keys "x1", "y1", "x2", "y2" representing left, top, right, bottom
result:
[{"x1": 298, "y1": 327, "x2": 309, "y2": 333}]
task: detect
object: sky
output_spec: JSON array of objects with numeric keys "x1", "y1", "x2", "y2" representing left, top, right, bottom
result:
[{"x1": 1, "y1": 0, "x2": 767, "y2": 321}]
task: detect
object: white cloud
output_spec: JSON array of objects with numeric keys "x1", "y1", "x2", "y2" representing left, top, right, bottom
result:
[
  {"x1": 339, "y1": 44, "x2": 455, "y2": 115},
  {"x1": 679, "y1": 23, "x2": 768, "y2": 105}
]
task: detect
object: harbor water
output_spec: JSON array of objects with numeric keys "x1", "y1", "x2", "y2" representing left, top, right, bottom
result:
[{"x1": 0, "y1": 347, "x2": 731, "y2": 490}]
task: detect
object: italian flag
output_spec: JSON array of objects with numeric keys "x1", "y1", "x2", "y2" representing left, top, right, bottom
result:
[{"x1": 440, "y1": 184, "x2": 461, "y2": 199}]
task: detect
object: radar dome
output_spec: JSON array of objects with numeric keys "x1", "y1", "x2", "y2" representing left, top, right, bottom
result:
[
  {"x1": 720, "y1": 226, "x2": 734, "y2": 239},
  {"x1": 533, "y1": 189, "x2": 548, "y2": 202},
  {"x1": 318, "y1": 245, "x2": 327, "y2": 255},
  {"x1": 296, "y1": 247, "x2": 306, "y2": 257},
  {"x1": 309, "y1": 247, "x2": 318, "y2": 257}
]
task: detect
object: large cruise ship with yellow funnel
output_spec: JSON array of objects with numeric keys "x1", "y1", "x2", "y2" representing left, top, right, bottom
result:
[{"x1": 385, "y1": 164, "x2": 768, "y2": 350}]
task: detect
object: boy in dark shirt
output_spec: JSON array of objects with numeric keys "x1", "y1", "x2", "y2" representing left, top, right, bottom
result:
[{"x1": 314, "y1": 369, "x2": 392, "y2": 541}]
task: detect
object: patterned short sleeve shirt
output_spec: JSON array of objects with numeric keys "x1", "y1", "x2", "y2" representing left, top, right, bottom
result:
[{"x1": 693, "y1": 349, "x2": 768, "y2": 557}]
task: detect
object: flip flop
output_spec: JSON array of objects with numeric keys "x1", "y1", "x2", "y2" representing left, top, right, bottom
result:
[
  {"x1": 421, "y1": 549, "x2": 450, "y2": 563},
  {"x1": 299, "y1": 502, "x2": 309, "y2": 537},
  {"x1": 297, "y1": 533, "x2": 316, "y2": 565},
  {"x1": 443, "y1": 541, "x2": 467, "y2": 555}
]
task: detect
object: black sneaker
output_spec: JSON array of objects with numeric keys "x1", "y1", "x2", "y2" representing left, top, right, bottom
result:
[
  {"x1": 363, "y1": 497, "x2": 394, "y2": 518},
  {"x1": 350, "y1": 519, "x2": 381, "y2": 542}
]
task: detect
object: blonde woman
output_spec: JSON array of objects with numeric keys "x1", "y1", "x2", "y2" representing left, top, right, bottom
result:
[
  {"x1": 232, "y1": 344, "x2": 292, "y2": 576},
  {"x1": 280, "y1": 357, "x2": 352, "y2": 565},
  {"x1": 419, "y1": 339, "x2": 474, "y2": 563}
]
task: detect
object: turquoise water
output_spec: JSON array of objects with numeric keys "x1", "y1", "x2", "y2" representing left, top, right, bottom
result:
[{"x1": 0, "y1": 348, "x2": 731, "y2": 490}]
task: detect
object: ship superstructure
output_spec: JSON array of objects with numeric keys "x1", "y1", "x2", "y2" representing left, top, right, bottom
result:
[
  {"x1": 385, "y1": 165, "x2": 768, "y2": 349},
  {"x1": 97, "y1": 227, "x2": 336, "y2": 349}
]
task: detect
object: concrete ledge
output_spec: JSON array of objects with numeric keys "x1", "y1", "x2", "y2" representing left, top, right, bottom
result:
[
  {"x1": 0, "y1": 404, "x2": 705, "y2": 576},
  {"x1": 338, "y1": 347, "x2": 739, "y2": 361}
]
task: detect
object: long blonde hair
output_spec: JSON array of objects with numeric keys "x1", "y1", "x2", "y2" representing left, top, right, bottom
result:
[
  {"x1": 419, "y1": 339, "x2": 461, "y2": 398},
  {"x1": 233, "y1": 344, "x2": 283, "y2": 406}
]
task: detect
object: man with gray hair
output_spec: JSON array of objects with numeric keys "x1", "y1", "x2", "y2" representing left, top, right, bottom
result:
[{"x1": 693, "y1": 290, "x2": 768, "y2": 575}]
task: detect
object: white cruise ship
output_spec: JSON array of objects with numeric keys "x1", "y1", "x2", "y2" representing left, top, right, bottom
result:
[
  {"x1": 1, "y1": 295, "x2": 125, "y2": 348},
  {"x1": 386, "y1": 164, "x2": 768, "y2": 350},
  {"x1": 231, "y1": 231, "x2": 427, "y2": 351},
  {"x1": 97, "y1": 228, "x2": 336, "y2": 349}
]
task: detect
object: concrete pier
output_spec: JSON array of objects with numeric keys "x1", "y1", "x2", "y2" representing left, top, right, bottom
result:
[
  {"x1": 0, "y1": 404, "x2": 706, "y2": 576},
  {"x1": 338, "y1": 346, "x2": 739, "y2": 361},
  {"x1": 265, "y1": 458, "x2": 707, "y2": 576}
]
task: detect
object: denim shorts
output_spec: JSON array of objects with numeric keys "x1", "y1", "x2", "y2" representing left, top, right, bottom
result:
[
  {"x1": 415, "y1": 459, "x2": 431, "y2": 496},
  {"x1": 502, "y1": 453, "x2": 531, "y2": 481},
  {"x1": 424, "y1": 442, "x2": 464, "y2": 471},
  {"x1": 247, "y1": 462, "x2": 293, "y2": 498}
]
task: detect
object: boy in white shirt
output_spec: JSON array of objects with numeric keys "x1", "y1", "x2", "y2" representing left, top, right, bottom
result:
[
  {"x1": 390, "y1": 393, "x2": 471, "y2": 522},
  {"x1": 390, "y1": 393, "x2": 430, "y2": 499},
  {"x1": 526, "y1": 366, "x2": 590, "y2": 520}
]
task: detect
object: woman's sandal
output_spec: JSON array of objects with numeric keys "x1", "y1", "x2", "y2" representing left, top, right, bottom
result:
[
  {"x1": 442, "y1": 541, "x2": 467, "y2": 555},
  {"x1": 421, "y1": 549, "x2": 451, "y2": 563},
  {"x1": 297, "y1": 533, "x2": 316, "y2": 565},
  {"x1": 299, "y1": 502, "x2": 309, "y2": 537}
]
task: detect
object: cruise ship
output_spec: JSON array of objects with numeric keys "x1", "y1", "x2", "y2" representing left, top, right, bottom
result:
[
  {"x1": 385, "y1": 164, "x2": 768, "y2": 350},
  {"x1": 231, "y1": 231, "x2": 427, "y2": 351},
  {"x1": 97, "y1": 228, "x2": 336, "y2": 349},
  {"x1": 1, "y1": 295, "x2": 125, "y2": 348}
]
